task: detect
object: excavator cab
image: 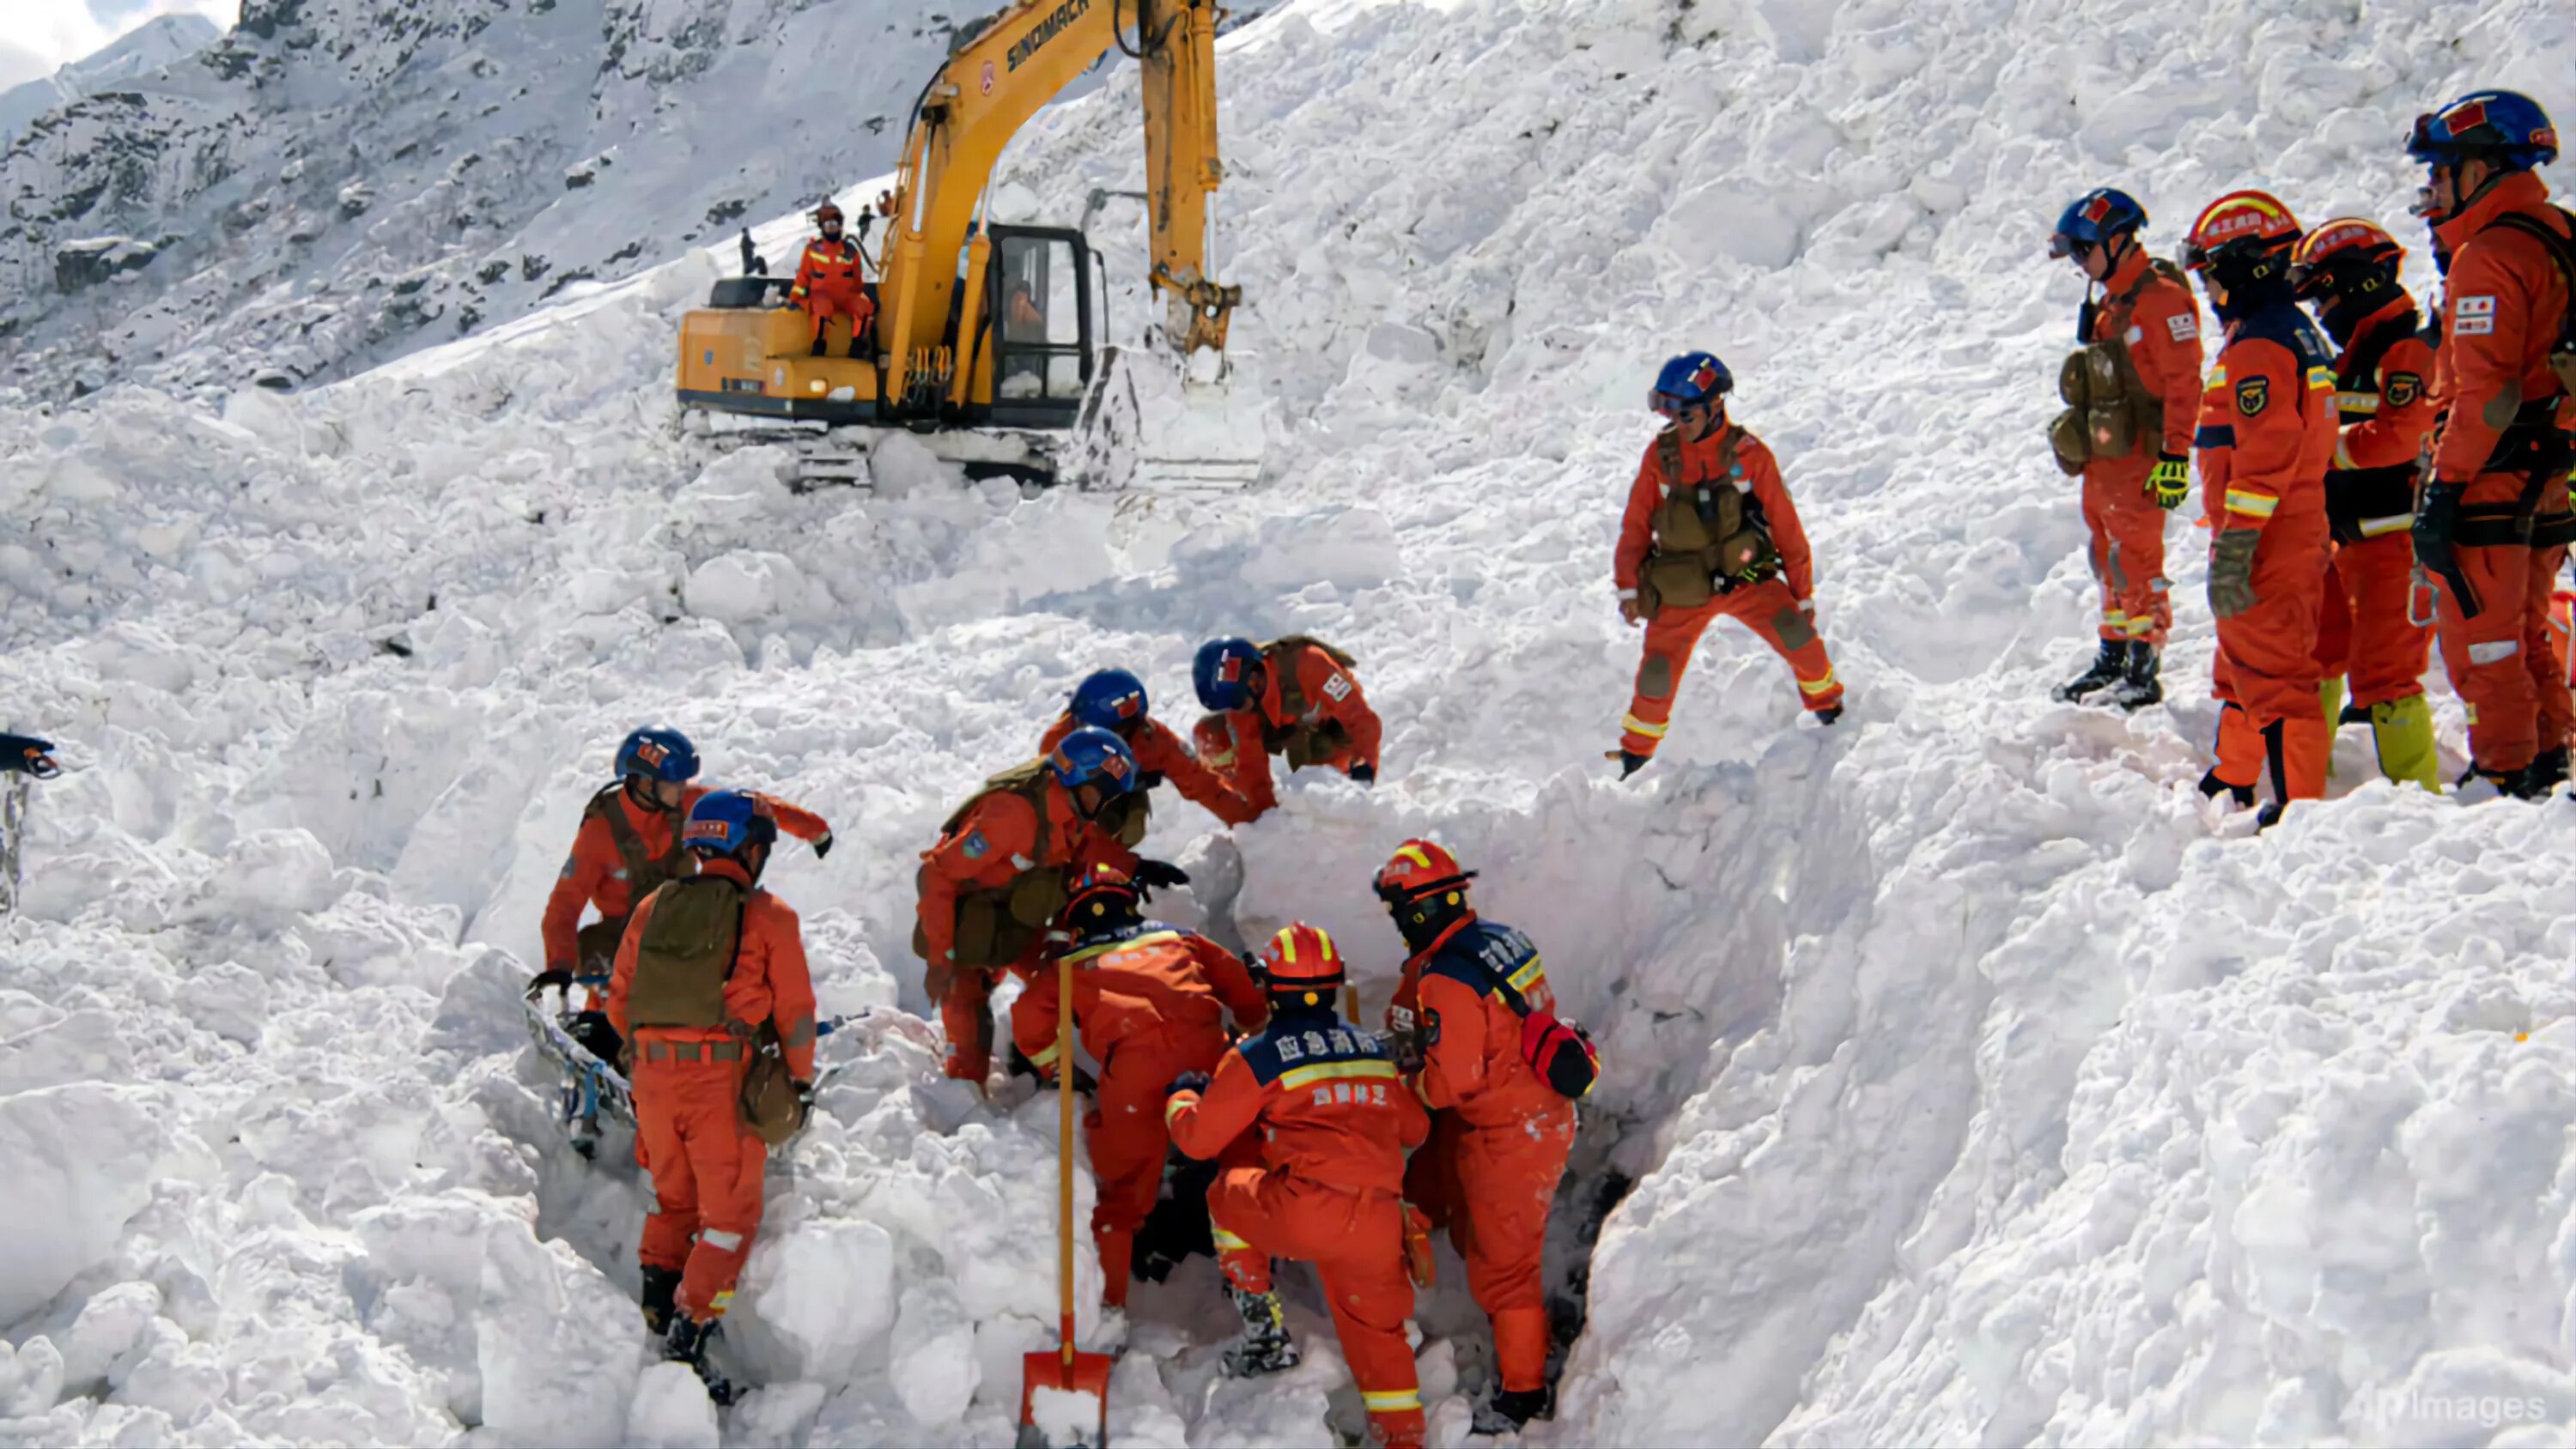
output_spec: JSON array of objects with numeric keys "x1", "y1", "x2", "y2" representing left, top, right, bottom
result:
[{"x1": 980, "y1": 226, "x2": 1094, "y2": 429}]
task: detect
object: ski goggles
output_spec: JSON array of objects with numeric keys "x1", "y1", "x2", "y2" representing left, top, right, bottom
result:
[
  {"x1": 1649, "y1": 390, "x2": 1711, "y2": 418},
  {"x1": 2047, "y1": 232, "x2": 2096, "y2": 261}
]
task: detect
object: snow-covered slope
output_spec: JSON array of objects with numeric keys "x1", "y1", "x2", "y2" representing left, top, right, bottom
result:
[
  {"x1": 5, "y1": 0, "x2": 2576, "y2": 1445},
  {"x1": 0, "y1": 0, "x2": 975, "y2": 403},
  {"x1": 0, "y1": 13, "x2": 221, "y2": 150}
]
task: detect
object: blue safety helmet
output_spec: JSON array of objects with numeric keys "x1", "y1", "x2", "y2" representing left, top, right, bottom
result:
[
  {"x1": 681, "y1": 790, "x2": 778, "y2": 858},
  {"x1": 2408, "y1": 90, "x2": 2559, "y2": 173},
  {"x1": 1070, "y1": 669, "x2": 1151, "y2": 732},
  {"x1": 1649, "y1": 351, "x2": 1732, "y2": 417},
  {"x1": 1193, "y1": 638, "x2": 1265, "y2": 712},
  {"x1": 1048, "y1": 726, "x2": 1139, "y2": 799},
  {"x1": 2049, "y1": 188, "x2": 2148, "y2": 258},
  {"x1": 616, "y1": 726, "x2": 701, "y2": 784}
]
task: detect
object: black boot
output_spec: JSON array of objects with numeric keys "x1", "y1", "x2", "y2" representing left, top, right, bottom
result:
[
  {"x1": 1611, "y1": 749, "x2": 1649, "y2": 780},
  {"x1": 2107, "y1": 640, "x2": 2162, "y2": 711},
  {"x1": 1474, "y1": 1386, "x2": 1554, "y2": 1433},
  {"x1": 809, "y1": 336, "x2": 828, "y2": 357},
  {"x1": 2053, "y1": 639, "x2": 2127, "y2": 703},
  {"x1": 2196, "y1": 771, "x2": 2254, "y2": 809},
  {"x1": 662, "y1": 1315, "x2": 737, "y2": 1405},
  {"x1": 2522, "y1": 745, "x2": 2569, "y2": 797},
  {"x1": 639, "y1": 1266, "x2": 682, "y2": 1336},
  {"x1": 1812, "y1": 704, "x2": 1844, "y2": 725},
  {"x1": 1221, "y1": 1286, "x2": 1299, "y2": 1377}
]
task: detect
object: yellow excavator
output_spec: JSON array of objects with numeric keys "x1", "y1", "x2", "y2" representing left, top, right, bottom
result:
[{"x1": 674, "y1": 0, "x2": 1260, "y2": 492}]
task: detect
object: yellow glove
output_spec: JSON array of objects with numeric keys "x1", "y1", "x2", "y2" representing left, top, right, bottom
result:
[{"x1": 2149, "y1": 452, "x2": 2190, "y2": 511}]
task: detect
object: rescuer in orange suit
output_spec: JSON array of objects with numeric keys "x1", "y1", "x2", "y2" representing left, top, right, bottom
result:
[
  {"x1": 1165, "y1": 923, "x2": 1429, "y2": 1449},
  {"x1": 530, "y1": 726, "x2": 831, "y2": 1061},
  {"x1": 2288, "y1": 218, "x2": 2442, "y2": 790},
  {"x1": 606, "y1": 791, "x2": 819, "y2": 1401},
  {"x1": 1188, "y1": 635, "x2": 1383, "y2": 820},
  {"x1": 1372, "y1": 840, "x2": 1576, "y2": 1431},
  {"x1": 792, "y1": 203, "x2": 874, "y2": 359},
  {"x1": 2406, "y1": 90, "x2": 2576, "y2": 797},
  {"x1": 1010, "y1": 866, "x2": 1267, "y2": 1308},
  {"x1": 1043, "y1": 669, "x2": 1258, "y2": 827},
  {"x1": 1610, "y1": 351, "x2": 1844, "y2": 777},
  {"x1": 2044, "y1": 187, "x2": 2207, "y2": 708},
  {"x1": 2184, "y1": 191, "x2": 2339, "y2": 827},
  {"x1": 914, "y1": 729, "x2": 1174, "y2": 1083}
]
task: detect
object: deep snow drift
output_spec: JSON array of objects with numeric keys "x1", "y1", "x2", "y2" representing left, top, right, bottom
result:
[{"x1": 5, "y1": 0, "x2": 2576, "y2": 1445}]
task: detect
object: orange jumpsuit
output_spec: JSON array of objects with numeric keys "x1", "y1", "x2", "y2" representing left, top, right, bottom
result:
[
  {"x1": 1387, "y1": 917, "x2": 1575, "y2": 1397},
  {"x1": 1613, "y1": 422, "x2": 1842, "y2": 757},
  {"x1": 1191, "y1": 641, "x2": 1383, "y2": 821},
  {"x1": 915, "y1": 780, "x2": 1139, "y2": 1081},
  {"x1": 792, "y1": 235, "x2": 875, "y2": 348},
  {"x1": 1011, "y1": 925, "x2": 1268, "y2": 1306},
  {"x1": 1168, "y1": 1007, "x2": 1430, "y2": 1447},
  {"x1": 2196, "y1": 302, "x2": 2339, "y2": 803},
  {"x1": 2424, "y1": 173, "x2": 2576, "y2": 778},
  {"x1": 2312, "y1": 297, "x2": 2438, "y2": 709},
  {"x1": 1040, "y1": 712, "x2": 1258, "y2": 827},
  {"x1": 607, "y1": 858, "x2": 818, "y2": 1324},
  {"x1": 541, "y1": 785, "x2": 830, "y2": 977},
  {"x1": 2080, "y1": 249, "x2": 2206, "y2": 646}
]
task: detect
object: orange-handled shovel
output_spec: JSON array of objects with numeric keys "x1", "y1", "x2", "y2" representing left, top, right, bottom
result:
[{"x1": 1019, "y1": 950, "x2": 1114, "y2": 1447}]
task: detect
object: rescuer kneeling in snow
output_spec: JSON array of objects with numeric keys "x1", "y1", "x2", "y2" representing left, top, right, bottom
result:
[
  {"x1": 1165, "y1": 925, "x2": 1430, "y2": 1449},
  {"x1": 1612, "y1": 351, "x2": 1844, "y2": 778},
  {"x1": 609, "y1": 790, "x2": 819, "y2": 1400},
  {"x1": 1376, "y1": 840, "x2": 1592, "y2": 1431},
  {"x1": 1012, "y1": 865, "x2": 1267, "y2": 1308},
  {"x1": 1190, "y1": 634, "x2": 1384, "y2": 821}
]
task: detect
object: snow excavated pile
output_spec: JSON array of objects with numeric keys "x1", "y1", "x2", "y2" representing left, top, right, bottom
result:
[{"x1": 4, "y1": 0, "x2": 2576, "y2": 1445}]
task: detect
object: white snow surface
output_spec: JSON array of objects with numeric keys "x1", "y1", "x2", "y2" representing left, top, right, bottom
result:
[{"x1": 5, "y1": 0, "x2": 2576, "y2": 1445}]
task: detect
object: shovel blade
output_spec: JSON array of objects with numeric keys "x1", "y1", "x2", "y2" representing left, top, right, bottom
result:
[{"x1": 1018, "y1": 1349, "x2": 1115, "y2": 1448}]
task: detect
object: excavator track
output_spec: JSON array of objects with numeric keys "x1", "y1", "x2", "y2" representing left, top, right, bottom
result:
[{"x1": 679, "y1": 410, "x2": 1059, "y2": 494}]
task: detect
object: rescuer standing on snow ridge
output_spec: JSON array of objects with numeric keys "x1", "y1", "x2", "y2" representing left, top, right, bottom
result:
[
  {"x1": 792, "y1": 203, "x2": 874, "y2": 359},
  {"x1": 2044, "y1": 187, "x2": 2206, "y2": 710},
  {"x1": 1189, "y1": 634, "x2": 1383, "y2": 820},
  {"x1": 608, "y1": 791, "x2": 820, "y2": 1403},
  {"x1": 2288, "y1": 218, "x2": 2442, "y2": 790},
  {"x1": 2184, "y1": 191, "x2": 2339, "y2": 827},
  {"x1": 2404, "y1": 90, "x2": 2576, "y2": 798},
  {"x1": 1374, "y1": 840, "x2": 1593, "y2": 1432},
  {"x1": 1611, "y1": 351, "x2": 1844, "y2": 777},
  {"x1": 1165, "y1": 924, "x2": 1430, "y2": 1449},
  {"x1": 1012, "y1": 865, "x2": 1267, "y2": 1309}
]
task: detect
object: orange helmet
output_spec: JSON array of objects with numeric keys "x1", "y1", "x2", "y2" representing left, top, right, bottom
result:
[
  {"x1": 2290, "y1": 217, "x2": 2405, "y2": 302},
  {"x1": 2184, "y1": 190, "x2": 2301, "y2": 272},
  {"x1": 1258, "y1": 923, "x2": 1346, "y2": 991},
  {"x1": 1053, "y1": 864, "x2": 1142, "y2": 942},
  {"x1": 1371, "y1": 839, "x2": 1474, "y2": 905}
]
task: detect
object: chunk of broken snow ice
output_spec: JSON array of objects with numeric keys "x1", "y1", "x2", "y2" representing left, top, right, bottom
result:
[
  {"x1": 1027, "y1": 1383, "x2": 1106, "y2": 1446},
  {"x1": 738, "y1": 1218, "x2": 895, "y2": 1381},
  {"x1": 0, "y1": 1085, "x2": 163, "y2": 1322},
  {"x1": 623, "y1": 1362, "x2": 721, "y2": 1449}
]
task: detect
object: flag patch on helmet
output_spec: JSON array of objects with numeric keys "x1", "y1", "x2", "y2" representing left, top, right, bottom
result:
[
  {"x1": 1217, "y1": 656, "x2": 1244, "y2": 684},
  {"x1": 634, "y1": 741, "x2": 669, "y2": 767},
  {"x1": 683, "y1": 819, "x2": 731, "y2": 844},
  {"x1": 2083, "y1": 195, "x2": 2112, "y2": 223},
  {"x1": 2439, "y1": 98, "x2": 2489, "y2": 133}
]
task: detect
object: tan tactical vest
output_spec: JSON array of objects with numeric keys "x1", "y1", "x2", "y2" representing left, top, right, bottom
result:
[
  {"x1": 1639, "y1": 428, "x2": 1773, "y2": 615},
  {"x1": 574, "y1": 784, "x2": 696, "y2": 973},
  {"x1": 914, "y1": 759, "x2": 1082, "y2": 979},
  {"x1": 1260, "y1": 636, "x2": 1360, "y2": 769},
  {"x1": 2049, "y1": 259, "x2": 2189, "y2": 476},
  {"x1": 623, "y1": 876, "x2": 747, "y2": 1030}
]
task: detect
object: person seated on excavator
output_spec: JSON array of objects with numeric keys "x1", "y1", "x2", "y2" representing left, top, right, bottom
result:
[
  {"x1": 1042, "y1": 669, "x2": 1259, "y2": 830},
  {"x1": 532, "y1": 726, "x2": 833, "y2": 1064},
  {"x1": 791, "y1": 203, "x2": 873, "y2": 360},
  {"x1": 1189, "y1": 636, "x2": 1383, "y2": 822},
  {"x1": 912, "y1": 726, "x2": 1188, "y2": 1084}
]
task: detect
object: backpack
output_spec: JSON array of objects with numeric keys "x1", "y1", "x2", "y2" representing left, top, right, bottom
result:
[{"x1": 1479, "y1": 952, "x2": 1601, "y2": 1100}]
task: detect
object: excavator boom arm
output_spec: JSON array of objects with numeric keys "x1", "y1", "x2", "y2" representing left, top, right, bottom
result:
[{"x1": 874, "y1": 0, "x2": 1238, "y2": 412}]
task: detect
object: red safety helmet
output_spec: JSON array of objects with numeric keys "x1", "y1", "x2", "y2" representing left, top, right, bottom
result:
[
  {"x1": 2184, "y1": 190, "x2": 2302, "y2": 272},
  {"x1": 2289, "y1": 217, "x2": 2404, "y2": 301},
  {"x1": 1258, "y1": 923, "x2": 1346, "y2": 990},
  {"x1": 1054, "y1": 864, "x2": 1142, "y2": 937},
  {"x1": 1372, "y1": 839, "x2": 1475, "y2": 905}
]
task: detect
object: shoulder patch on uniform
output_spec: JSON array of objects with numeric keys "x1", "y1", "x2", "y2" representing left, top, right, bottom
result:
[
  {"x1": 960, "y1": 829, "x2": 990, "y2": 860},
  {"x1": 558, "y1": 854, "x2": 578, "y2": 880},
  {"x1": 2236, "y1": 375, "x2": 2269, "y2": 416},
  {"x1": 2385, "y1": 372, "x2": 2422, "y2": 408},
  {"x1": 2166, "y1": 313, "x2": 2198, "y2": 342},
  {"x1": 2124, "y1": 325, "x2": 2144, "y2": 345},
  {"x1": 2454, "y1": 294, "x2": 2496, "y2": 336},
  {"x1": 1320, "y1": 672, "x2": 1352, "y2": 702}
]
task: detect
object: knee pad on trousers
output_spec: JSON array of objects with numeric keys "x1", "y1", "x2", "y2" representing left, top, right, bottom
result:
[
  {"x1": 1639, "y1": 654, "x2": 1675, "y2": 700},
  {"x1": 1771, "y1": 609, "x2": 1818, "y2": 652}
]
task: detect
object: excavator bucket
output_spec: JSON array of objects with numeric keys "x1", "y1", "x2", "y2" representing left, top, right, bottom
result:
[{"x1": 1070, "y1": 345, "x2": 1265, "y2": 494}]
